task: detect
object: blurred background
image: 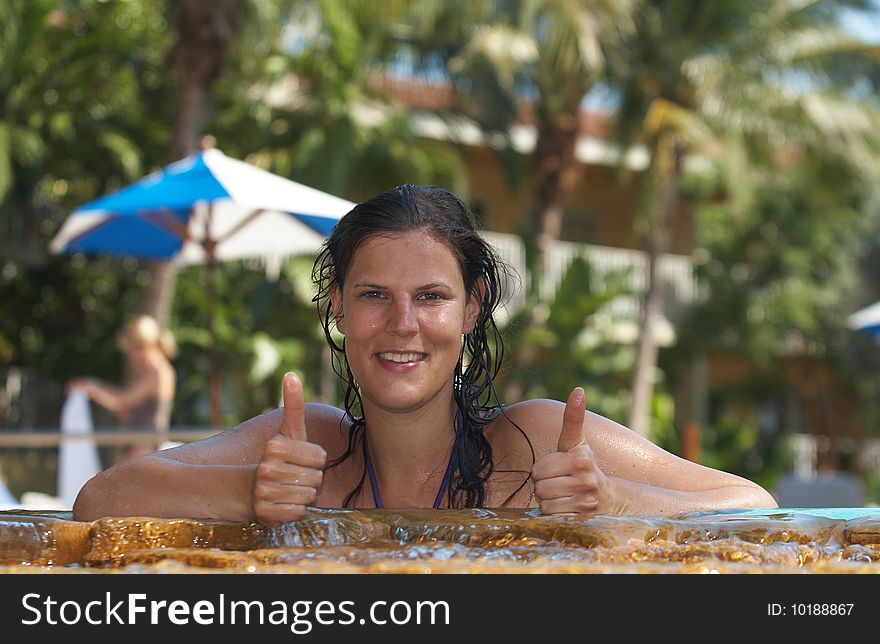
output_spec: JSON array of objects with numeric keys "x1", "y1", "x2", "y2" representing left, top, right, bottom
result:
[{"x1": 2, "y1": 0, "x2": 880, "y2": 507}]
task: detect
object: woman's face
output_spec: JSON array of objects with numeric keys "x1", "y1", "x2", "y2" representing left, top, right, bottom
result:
[
  {"x1": 332, "y1": 231, "x2": 480, "y2": 414},
  {"x1": 123, "y1": 341, "x2": 150, "y2": 366}
]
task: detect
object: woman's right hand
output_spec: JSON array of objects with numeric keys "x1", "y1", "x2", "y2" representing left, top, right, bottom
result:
[
  {"x1": 253, "y1": 372, "x2": 327, "y2": 526},
  {"x1": 66, "y1": 378, "x2": 93, "y2": 396}
]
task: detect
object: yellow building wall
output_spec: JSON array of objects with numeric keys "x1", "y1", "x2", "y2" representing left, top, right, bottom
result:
[{"x1": 461, "y1": 145, "x2": 694, "y2": 255}]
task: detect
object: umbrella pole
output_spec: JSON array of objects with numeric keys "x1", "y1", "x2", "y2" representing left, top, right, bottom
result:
[
  {"x1": 202, "y1": 200, "x2": 223, "y2": 428},
  {"x1": 207, "y1": 255, "x2": 222, "y2": 428}
]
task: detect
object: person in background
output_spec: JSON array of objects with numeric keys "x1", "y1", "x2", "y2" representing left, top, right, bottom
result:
[
  {"x1": 73, "y1": 184, "x2": 776, "y2": 523},
  {"x1": 68, "y1": 315, "x2": 177, "y2": 462}
]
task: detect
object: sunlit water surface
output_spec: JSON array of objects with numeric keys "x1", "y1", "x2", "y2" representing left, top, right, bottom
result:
[{"x1": 1, "y1": 508, "x2": 878, "y2": 573}]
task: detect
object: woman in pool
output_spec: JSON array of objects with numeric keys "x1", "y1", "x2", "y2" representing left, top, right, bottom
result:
[{"x1": 73, "y1": 184, "x2": 777, "y2": 523}]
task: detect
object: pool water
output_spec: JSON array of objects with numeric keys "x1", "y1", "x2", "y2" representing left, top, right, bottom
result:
[{"x1": 1, "y1": 507, "x2": 878, "y2": 573}]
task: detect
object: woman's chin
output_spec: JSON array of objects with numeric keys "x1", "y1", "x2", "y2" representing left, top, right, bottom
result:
[{"x1": 361, "y1": 385, "x2": 437, "y2": 414}]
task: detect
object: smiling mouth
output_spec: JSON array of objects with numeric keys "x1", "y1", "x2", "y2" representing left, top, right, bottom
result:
[{"x1": 377, "y1": 352, "x2": 427, "y2": 363}]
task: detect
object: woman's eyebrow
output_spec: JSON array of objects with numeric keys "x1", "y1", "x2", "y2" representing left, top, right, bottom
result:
[
  {"x1": 351, "y1": 281, "x2": 453, "y2": 291},
  {"x1": 418, "y1": 282, "x2": 453, "y2": 291}
]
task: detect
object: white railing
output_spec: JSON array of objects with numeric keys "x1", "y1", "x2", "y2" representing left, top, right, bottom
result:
[
  {"x1": 786, "y1": 433, "x2": 880, "y2": 478},
  {"x1": 858, "y1": 438, "x2": 880, "y2": 475},
  {"x1": 481, "y1": 231, "x2": 698, "y2": 325},
  {"x1": 0, "y1": 428, "x2": 221, "y2": 448},
  {"x1": 789, "y1": 433, "x2": 818, "y2": 478}
]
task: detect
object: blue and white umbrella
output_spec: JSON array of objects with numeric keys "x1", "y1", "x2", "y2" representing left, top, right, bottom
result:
[
  {"x1": 51, "y1": 146, "x2": 355, "y2": 426},
  {"x1": 848, "y1": 300, "x2": 880, "y2": 342},
  {"x1": 51, "y1": 147, "x2": 354, "y2": 269}
]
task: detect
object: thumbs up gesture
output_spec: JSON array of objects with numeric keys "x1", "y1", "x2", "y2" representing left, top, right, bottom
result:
[
  {"x1": 253, "y1": 372, "x2": 327, "y2": 526},
  {"x1": 531, "y1": 387, "x2": 610, "y2": 516}
]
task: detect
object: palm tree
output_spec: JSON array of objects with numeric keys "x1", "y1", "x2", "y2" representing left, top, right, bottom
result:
[
  {"x1": 436, "y1": 0, "x2": 634, "y2": 293},
  {"x1": 250, "y1": 0, "x2": 467, "y2": 199},
  {"x1": 608, "y1": 0, "x2": 880, "y2": 435}
]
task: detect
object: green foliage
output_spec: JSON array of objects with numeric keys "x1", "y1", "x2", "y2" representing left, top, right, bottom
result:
[
  {"x1": 169, "y1": 257, "x2": 325, "y2": 427},
  {"x1": 652, "y1": 414, "x2": 786, "y2": 491},
  {"x1": 865, "y1": 473, "x2": 880, "y2": 507},
  {"x1": 210, "y1": 0, "x2": 469, "y2": 202},
  {"x1": 0, "y1": 0, "x2": 172, "y2": 217},
  {"x1": 674, "y1": 159, "x2": 869, "y2": 365},
  {"x1": 0, "y1": 0, "x2": 175, "y2": 434},
  {"x1": 665, "y1": 157, "x2": 880, "y2": 484},
  {"x1": 499, "y1": 255, "x2": 674, "y2": 434},
  {"x1": 699, "y1": 418, "x2": 786, "y2": 492},
  {"x1": 0, "y1": 254, "x2": 144, "y2": 382}
]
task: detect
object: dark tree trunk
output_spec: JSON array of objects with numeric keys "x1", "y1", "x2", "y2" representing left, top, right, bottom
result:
[
  {"x1": 504, "y1": 93, "x2": 583, "y2": 402},
  {"x1": 531, "y1": 107, "x2": 583, "y2": 299},
  {"x1": 138, "y1": 0, "x2": 241, "y2": 328}
]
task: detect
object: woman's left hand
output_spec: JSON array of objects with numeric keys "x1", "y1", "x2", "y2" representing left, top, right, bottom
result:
[{"x1": 531, "y1": 387, "x2": 612, "y2": 516}]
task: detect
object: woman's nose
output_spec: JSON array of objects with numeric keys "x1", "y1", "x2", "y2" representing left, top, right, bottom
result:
[{"x1": 386, "y1": 299, "x2": 419, "y2": 335}]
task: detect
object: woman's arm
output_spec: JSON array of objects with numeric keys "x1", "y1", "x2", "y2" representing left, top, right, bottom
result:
[
  {"x1": 72, "y1": 407, "x2": 284, "y2": 522},
  {"x1": 602, "y1": 475, "x2": 776, "y2": 516},
  {"x1": 507, "y1": 394, "x2": 778, "y2": 516},
  {"x1": 73, "y1": 374, "x2": 344, "y2": 523},
  {"x1": 72, "y1": 457, "x2": 260, "y2": 521},
  {"x1": 591, "y1": 410, "x2": 777, "y2": 514},
  {"x1": 71, "y1": 371, "x2": 159, "y2": 416}
]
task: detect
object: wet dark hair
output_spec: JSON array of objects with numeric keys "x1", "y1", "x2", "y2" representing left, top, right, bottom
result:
[{"x1": 312, "y1": 184, "x2": 533, "y2": 508}]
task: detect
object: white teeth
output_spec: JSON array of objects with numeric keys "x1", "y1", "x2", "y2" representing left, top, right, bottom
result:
[{"x1": 378, "y1": 352, "x2": 425, "y2": 363}]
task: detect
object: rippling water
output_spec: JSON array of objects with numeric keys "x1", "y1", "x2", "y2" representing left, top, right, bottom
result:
[{"x1": 1, "y1": 508, "x2": 878, "y2": 573}]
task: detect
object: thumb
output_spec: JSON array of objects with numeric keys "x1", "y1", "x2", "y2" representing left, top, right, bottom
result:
[
  {"x1": 557, "y1": 387, "x2": 587, "y2": 452},
  {"x1": 280, "y1": 372, "x2": 307, "y2": 441}
]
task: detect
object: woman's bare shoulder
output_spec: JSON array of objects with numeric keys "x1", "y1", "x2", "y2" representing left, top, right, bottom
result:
[
  {"x1": 305, "y1": 402, "x2": 352, "y2": 449},
  {"x1": 492, "y1": 397, "x2": 565, "y2": 428},
  {"x1": 488, "y1": 398, "x2": 646, "y2": 460},
  {"x1": 226, "y1": 401, "x2": 347, "y2": 429},
  {"x1": 486, "y1": 399, "x2": 565, "y2": 460},
  {"x1": 493, "y1": 398, "x2": 726, "y2": 483}
]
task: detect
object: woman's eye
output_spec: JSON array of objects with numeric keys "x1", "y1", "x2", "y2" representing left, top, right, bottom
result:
[
  {"x1": 419, "y1": 292, "x2": 442, "y2": 301},
  {"x1": 361, "y1": 291, "x2": 384, "y2": 299}
]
